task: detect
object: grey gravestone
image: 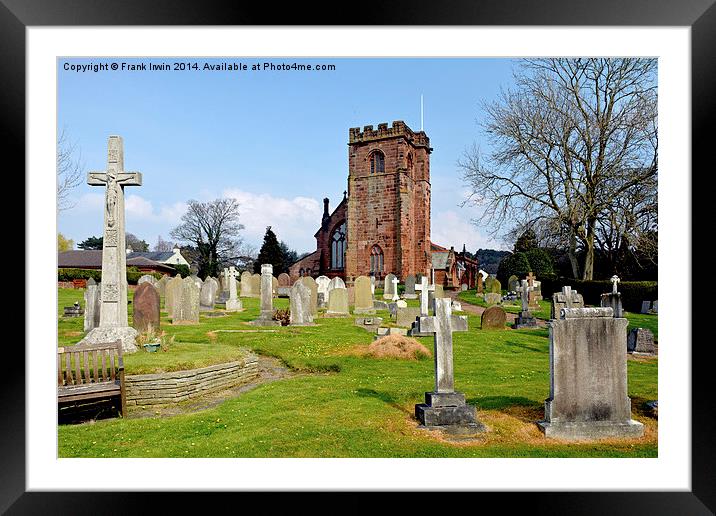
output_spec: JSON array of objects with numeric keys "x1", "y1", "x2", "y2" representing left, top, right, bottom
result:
[
  {"x1": 200, "y1": 277, "x2": 219, "y2": 311},
  {"x1": 600, "y1": 293, "x2": 623, "y2": 318},
  {"x1": 481, "y1": 306, "x2": 506, "y2": 330},
  {"x1": 395, "y1": 306, "x2": 421, "y2": 328},
  {"x1": 240, "y1": 271, "x2": 252, "y2": 297},
  {"x1": 428, "y1": 284, "x2": 444, "y2": 313},
  {"x1": 513, "y1": 280, "x2": 537, "y2": 329},
  {"x1": 165, "y1": 276, "x2": 183, "y2": 316},
  {"x1": 173, "y1": 276, "x2": 200, "y2": 324},
  {"x1": 538, "y1": 307, "x2": 644, "y2": 440},
  {"x1": 250, "y1": 274, "x2": 261, "y2": 299},
  {"x1": 640, "y1": 301, "x2": 652, "y2": 314},
  {"x1": 414, "y1": 298, "x2": 484, "y2": 432},
  {"x1": 225, "y1": 266, "x2": 243, "y2": 311},
  {"x1": 83, "y1": 278, "x2": 101, "y2": 332},
  {"x1": 289, "y1": 280, "x2": 314, "y2": 325},
  {"x1": 354, "y1": 316, "x2": 383, "y2": 332},
  {"x1": 451, "y1": 301, "x2": 462, "y2": 312},
  {"x1": 483, "y1": 293, "x2": 501, "y2": 306},
  {"x1": 326, "y1": 287, "x2": 349, "y2": 316},
  {"x1": 190, "y1": 274, "x2": 203, "y2": 292},
  {"x1": 300, "y1": 276, "x2": 319, "y2": 317},
  {"x1": 132, "y1": 282, "x2": 160, "y2": 333},
  {"x1": 250, "y1": 264, "x2": 280, "y2": 326},
  {"x1": 508, "y1": 275, "x2": 519, "y2": 292},
  {"x1": 78, "y1": 136, "x2": 141, "y2": 353},
  {"x1": 526, "y1": 272, "x2": 540, "y2": 309},
  {"x1": 460, "y1": 283, "x2": 468, "y2": 291},
  {"x1": 403, "y1": 275, "x2": 417, "y2": 299},
  {"x1": 353, "y1": 276, "x2": 375, "y2": 314},
  {"x1": 277, "y1": 273, "x2": 291, "y2": 297},
  {"x1": 373, "y1": 300, "x2": 389, "y2": 310},
  {"x1": 651, "y1": 301, "x2": 658, "y2": 314},
  {"x1": 383, "y1": 273, "x2": 397, "y2": 300},
  {"x1": 627, "y1": 328, "x2": 656, "y2": 354},
  {"x1": 272, "y1": 276, "x2": 279, "y2": 298},
  {"x1": 217, "y1": 268, "x2": 230, "y2": 303},
  {"x1": 553, "y1": 286, "x2": 585, "y2": 319},
  {"x1": 156, "y1": 275, "x2": 168, "y2": 299}
]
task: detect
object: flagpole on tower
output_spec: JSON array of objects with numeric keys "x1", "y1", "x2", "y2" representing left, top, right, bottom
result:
[{"x1": 420, "y1": 94, "x2": 424, "y2": 131}]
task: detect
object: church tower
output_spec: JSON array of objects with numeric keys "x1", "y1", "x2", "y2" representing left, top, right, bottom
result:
[{"x1": 345, "y1": 121, "x2": 432, "y2": 282}]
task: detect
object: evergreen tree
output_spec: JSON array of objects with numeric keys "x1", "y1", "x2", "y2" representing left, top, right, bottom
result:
[
  {"x1": 254, "y1": 226, "x2": 284, "y2": 273},
  {"x1": 279, "y1": 241, "x2": 299, "y2": 269},
  {"x1": 77, "y1": 235, "x2": 103, "y2": 250}
]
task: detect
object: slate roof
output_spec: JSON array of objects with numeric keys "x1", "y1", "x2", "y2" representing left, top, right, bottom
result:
[
  {"x1": 58, "y1": 250, "x2": 175, "y2": 272},
  {"x1": 431, "y1": 251, "x2": 450, "y2": 270},
  {"x1": 127, "y1": 251, "x2": 175, "y2": 262}
]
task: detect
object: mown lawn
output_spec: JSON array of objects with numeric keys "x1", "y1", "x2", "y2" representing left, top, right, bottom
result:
[{"x1": 57, "y1": 287, "x2": 658, "y2": 458}]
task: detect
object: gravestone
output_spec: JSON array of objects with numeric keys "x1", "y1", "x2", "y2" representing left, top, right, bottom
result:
[
  {"x1": 199, "y1": 276, "x2": 219, "y2": 311},
  {"x1": 369, "y1": 275, "x2": 376, "y2": 295},
  {"x1": 537, "y1": 307, "x2": 644, "y2": 440},
  {"x1": 414, "y1": 298, "x2": 484, "y2": 432},
  {"x1": 79, "y1": 135, "x2": 141, "y2": 353},
  {"x1": 396, "y1": 299, "x2": 408, "y2": 308},
  {"x1": 651, "y1": 300, "x2": 658, "y2": 314},
  {"x1": 250, "y1": 273, "x2": 261, "y2": 299},
  {"x1": 526, "y1": 272, "x2": 540, "y2": 309},
  {"x1": 225, "y1": 266, "x2": 242, "y2": 311},
  {"x1": 326, "y1": 287, "x2": 350, "y2": 316},
  {"x1": 83, "y1": 278, "x2": 101, "y2": 332},
  {"x1": 485, "y1": 275, "x2": 496, "y2": 294},
  {"x1": 289, "y1": 280, "x2": 314, "y2": 325},
  {"x1": 415, "y1": 276, "x2": 435, "y2": 317},
  {"x1": 396, "y1": 306, "x2": 421, "y2": 328},
  {"x1": 299, "y1": 276, "x2": 318, "y2": 317},
  {"x1": 165, "y1": 276, "x2": 183, "y2": 316},
  {"x1": 476, "y1": 274, "x2": 483, "y2": 294},
  {"x1": 640, "y1": 301, "x2": 652, "y2": 314},
  {"x1": 173, "y1": 276, "x2": 200, "y2": 324},
  {"x1": 451, "y1": 301, "x2": 462, "y2": 311},
  {"x1": 481, "y1": 305, "x2": 507, "y2": 330},
  {"x1": 190, "y1": 273, "x2": 203, "y2": 292},
  {"x1": 315, "y1": 276, "x2": 330, "y2": 307},
  {"x1": 132, "y1": 282, "x2": 160, "y2": 333},
  {"x1": 508, "y1": 275, "x2": 519, "y2": 293},
  {"x1": 533, "y1": 280, "x2": 543, "y2": 301},
  {"x1": 353, "y1": 276, "x2": 375, "y2": 314},
  {"x1": 250, "y1": 264, "x2": 280, "y2": 326},
  {"x1": 138, "y1": 274, "x2": 157, "y2": 286},
  {"x1": 272, "y1": 276, "x2": 279, "y2": 298},
  {"x1": 383, "y1": 273, "x2": 397, "y2": 300},
  {"x1": 428, "y1": 284, "x2": 445, "y2": 312},
  {"x1": 156, "y1": 275, "x2": 168, "y2": 299},
  {"x1": 240, "y1": 271, "x2": 252, "y2": 297},
  {"x1": 514, "y1": 279, "x2": 537, "y2": 328},
  {"x1": 403, "y1": 275, "x2": 417, "y2": 299},
  {"x1": 484, "y1": 293, "x2": 501, "y2": 306},
  {"x1": 552, "y1": 286, "x2": 585, "y2": 319},
  {"x1": 277, "y1": 273, "x2": 291, "y2": 297},
  {"x1": 391, "y1": 276, "x2": 400, "y2": 302},
  {"x1": 627, "y1": 328, "x2": 656, "y2": 354},
  {"x1": 460, "y1": 283, "x2": 468, "y2": 291},
  {"x1": 600, "y1": 276, "x2": 623, "y2": 318},
  {"x1": 328, "y1": 276, "x2": 345, "y2": 291}
]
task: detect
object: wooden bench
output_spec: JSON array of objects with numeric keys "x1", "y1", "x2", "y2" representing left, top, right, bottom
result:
[{"x1": 57, "y1": 340, "x2": 126, "y2": 417}]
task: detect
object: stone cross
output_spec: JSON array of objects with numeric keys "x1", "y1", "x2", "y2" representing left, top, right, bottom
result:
[
  {"x1": 227, "y1": 266, "x2": 238, "y2": 300},
  {"x1": 517, "y1": 279, "x2": 534, "y2": 312},
  {"x1": 391, "y1": 276, "x2": 400, "y2": 301},
  {"x1": 223, "y1": 268, "x2": 230, "y2": 291},
  {"x1": 84, "y1": 137, "x2": 141, "y2": 351},
  {"x1": 416, "y1": 298, "x2": 468, "y2": 393},
  {"x1": 526, "y1": 271, "x2": 536, "y2": 288},
  {"x1": 611, "y1": 275, "x2": 620, "y2": 294},
  {"x1": 415, "y1": 276, "x2": 435, "y2": 316}
]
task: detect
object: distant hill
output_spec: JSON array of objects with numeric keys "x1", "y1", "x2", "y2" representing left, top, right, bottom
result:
[{"x1": 475, "y1": 249, "x2": 511, "y2": 275}]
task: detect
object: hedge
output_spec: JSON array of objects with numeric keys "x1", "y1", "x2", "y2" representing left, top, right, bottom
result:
[
  {"x1": 58, "y1": 268, "x2": 164, "y2": 285},
  {"x1": 538, "y1": 278, "x2": 657, "y2": 313}
]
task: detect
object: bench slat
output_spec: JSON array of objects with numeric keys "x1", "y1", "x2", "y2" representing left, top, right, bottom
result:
[
  {"x1": 74, "y1": 351, "x2": 81, "y2": 387},
  {"x1": 92, "y1": 350, "x2": 98, "y2": 383},
  {"x1": 65, "y1": 352, "x2": 73, "y2": 385},
  {"x1": 83, "y1": 351, "x2": 90, "y2": 384},
  {"x1": 110, "y1": 352, "x2": 116, "y2": 381}
]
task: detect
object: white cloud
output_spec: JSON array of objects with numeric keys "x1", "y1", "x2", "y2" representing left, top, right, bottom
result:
[
  {"x1": 223, "y1": 188, "x2": 322, "y2": 252},
  {"x1": 431, "y1": 210, "x2": 504, "y2": 251}
]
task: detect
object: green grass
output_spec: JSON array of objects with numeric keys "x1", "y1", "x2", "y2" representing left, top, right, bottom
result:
[{"x1": 57, "y1": 287, "x2": 658, "y2": 458}]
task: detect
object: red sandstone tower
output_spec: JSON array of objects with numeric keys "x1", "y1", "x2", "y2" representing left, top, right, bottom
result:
[{"x1": 345, "y1": 121, "x2": 432, "y2": 282}]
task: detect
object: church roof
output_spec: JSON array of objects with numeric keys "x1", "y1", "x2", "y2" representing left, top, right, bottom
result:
[
  {"x1": 431, "y1": 250, "x2": 450, "y2": 270},
  {"x1": 127, "y1": 251, "x2": 175, "y2": 262}
]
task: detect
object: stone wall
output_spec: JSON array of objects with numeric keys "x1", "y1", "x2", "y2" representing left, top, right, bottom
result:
[{"x1": 125, "y1": 354, "x2": 259, "y2": 406}]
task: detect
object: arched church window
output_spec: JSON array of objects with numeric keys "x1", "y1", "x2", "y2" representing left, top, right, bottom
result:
[
  {"x1": 370, "y1": 150, "x2": 385, "y2": 174},
  {"x1": 370, "y1": 245, "x2": 384, "y2": 275},
  {"x1": 331, "y1": 221, "x2": 347, "y2": 270}
]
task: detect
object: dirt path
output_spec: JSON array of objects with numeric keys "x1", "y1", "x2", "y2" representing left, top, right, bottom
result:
[{"x1": 128, "y1": 355, "x2": 304, "y2": 419}]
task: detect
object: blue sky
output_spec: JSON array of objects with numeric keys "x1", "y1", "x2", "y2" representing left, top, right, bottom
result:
[{"x1": 58, "y1": 57, "x2": 517, "y2": 254}]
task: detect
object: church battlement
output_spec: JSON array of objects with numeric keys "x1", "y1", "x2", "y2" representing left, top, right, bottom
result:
[{"x1": 349, "y1": 120, "x2": 430, "y2": 148}]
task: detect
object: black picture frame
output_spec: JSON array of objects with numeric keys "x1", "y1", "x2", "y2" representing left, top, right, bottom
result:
[{"x1": 6, "y1": 0, "x2": 712, "y2": 512}]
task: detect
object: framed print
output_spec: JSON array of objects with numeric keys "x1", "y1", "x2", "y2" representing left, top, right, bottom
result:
[{"x1": 5, "y1": 0, "x2": 713, "y2": 512}]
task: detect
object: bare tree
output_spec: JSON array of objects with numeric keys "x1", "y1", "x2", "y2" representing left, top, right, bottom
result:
[
  {"x1": 459, "y1": 58, "x2": 658, "y2": 279},
  {"x1": 170, "y1": 198, "x2": 245, "y2": 277},
  {"x1": 57, "y1": 128, "x2": 84, "y2": 212},
  {"x1": 154, "y1": 235, "x2": 175, "y2": 252}
]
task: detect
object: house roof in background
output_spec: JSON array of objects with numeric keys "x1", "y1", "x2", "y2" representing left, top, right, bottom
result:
[{"x1": 58, "y1": 250, "x2": 175, "y2": 272}]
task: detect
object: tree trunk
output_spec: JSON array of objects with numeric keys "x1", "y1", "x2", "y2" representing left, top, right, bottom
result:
[
  {"x1": 581, "y1": 219, "x2": 596, "y2": 280},
  {"x1": 568, "y1": 228, "x2": 580, "y2": 279}
]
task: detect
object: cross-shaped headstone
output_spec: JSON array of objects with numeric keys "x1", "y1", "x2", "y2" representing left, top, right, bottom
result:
[
  {"x1": 526, "y1": 271, "x2": 536, "y2": 288},
  {"x1": 611, "y1": 275, "x2": 620, "y2": 294},
  {"x1": 416, "y1": 298, "x2": 468, "y2": 393},
  {"x1": 516, "y1": 279, "x2": 534, "y2": 312},
  {"x1": 86, "y1": 136, "x2": 142, "y2": 328},
  {"x1": 227, "y1": 266, "x2": 238, "y2": 300},
  {"x1": 415, "y1": 276, "x2": 435, "y2": 316},
  {"x1": 391, "y1": 276, "x2": 400, "y2": 301}
]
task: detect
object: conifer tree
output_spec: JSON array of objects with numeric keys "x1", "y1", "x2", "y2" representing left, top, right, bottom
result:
[{"x1": 254, "y1": 226, "x2": 285, "y2": 273}]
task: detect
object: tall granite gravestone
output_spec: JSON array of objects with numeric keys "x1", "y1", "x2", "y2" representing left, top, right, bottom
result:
[
  {"x1": 537, "y1": 307, "x2": 644, "y2": 440},
  {"x1": 250, "y1": 264, "x2": 280, "y2": 326},
  {"x1": 627, "y1": 328, "x2": 656, "y2": 354},
  {"x1": 165, "y1": 276, "x2": 183, "y2": 316},
  {"x1": 173, "y1": 277, "x2": 200, "y2": 324},
  {"x1": 514, "y1": 279, "x2": 537, "y2": 329},
  {"x1": 600, "y1": 275, "x2": 623, "y2": 318},
  {"x1": 508, "y1": 275, "x2": 519, "y2": 293},
  {"x1": 250, "y1": 274, "x2": 261, "y2": 299},
  {"x1": 326, "y1": 287, "x2": 350, "y2": 316},
  {"x1": 481, "y1": 305, "x2": 507, "y2": 330},
  {"x1": 403, "y1": 275, "x2": 417, "y2": 299},
  {"x1": 240, "y1": 271, "x2": 252, "y2": 297},
  {"x1": 200, "y1": 277, "x2": 219, "y2": 311},
  {"x1": 552, "y1": 286, "x2": 585, "y2": 319},
  {"x1": 316, "y1": 276, "x2": 330, "y2": 307},
  {"x1": 353, "y1": 276, "x2": 375, "y2": 314},
  {"x1": 383, "y1": 273, "x2": 397, "y2": 300},
  {"x1": 225, "y1": 266, "x2": 243, "y2": 311},
  {"x1": 83, "y1": 278, "x2": 101, "y2": 332},
  {"x1": 414, "y1": 298, "x2": 484, "y2": 432},
  {"x1": 132, "y1": 282, "x2": 160, "y2": 333},
  {"x1": 138, "y1": 274, "x2": 157, "y2": 286},
  {"x1": 300, "y1": 276, "x2": 318, "y2": 317},
  {"x1": 79, "y1": 136, "x2": 141, "y2": 353},
  {"x1": 289, "y1": 280, "x2": 314, "y2": 325}
]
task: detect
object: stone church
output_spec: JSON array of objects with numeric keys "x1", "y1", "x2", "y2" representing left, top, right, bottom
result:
[{"x1": 289, "y1": 120, "x2": 478, "y2": 289}]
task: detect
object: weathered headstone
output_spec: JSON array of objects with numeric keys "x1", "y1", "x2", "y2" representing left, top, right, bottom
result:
[
  {"x1": 138, "y1": 274, "x2": 157, "y2": 286},
  {"x1": 537, "y1": 307, "x2": 644, "y2": 440},
  {"x1": 250, "y1": 273, "x2": 261, "y2": 299},
  {"x1": 190, "y1": 273, "x2": 203, "y2": 292},
  {"x1": 156, "y1": 275, "x2": 168, "y2": 300},
  {"x1": 640, "y1": 301, "x2": 652, "y2": 314},
  {"x1": 83, "y1": 278, "x2": 101, "y2": 332},
  {"x1": 414, "y1": 298, "x2": 484, "y2": 432},
  {"x1": 173, "y1": 276, "x2": 200, "y2": 324},
  {"x1": 353, "y1": 276, "x2": 375, "y2": 314},
  {"x1": 476, "y1": 274, "x2": 483, "y2": 294},
  {"x1": 514, "y1": 279, "x2": 537, "y2": 329},
  {"x1": 451, "y1": 301, "x2": 462, "y2": 312},
  {"x1": 526, "y1": 272, "x2": 540, "y2": 309},
  {"x1": 553, "y1": 286, "x2": 585, "y2": 319},
  {"x1": 369, "y1": 275, "x2": 376, "y2": 295},
  {"x1": 271, "y1": 275, "x2": 279, "y2": 298},
  {"x1": 627, "y1": 328, "x2": 656, "y2": 354},
  {"x1": 225, "y1": 266, "x2": 242, "y2": 311},
  {"x1": 250, "y1": 264, "x2": 280, "y2": 326},
  {"x1": 277, "y1": 273, "x2": 291, "y2": 297},
  {"x1": 403, "y1": 275, "x2": 417, "y2": 299},
  {"x1": 460, "y1": 283, "x2": 468, "y2": 291},
  {"x1": 600, "y1": 277, "x2": 623, "y2": 318},
  {"x1": 326, "y1": 287, "x2": 350, "y2": 316},
  {"x1": 240, "y1": 271, "x2": 252, "y2": 297},
  {"x1": 651, "y1": 300, "x2": 658, "y2": 314},
  {"x1": 483, "y1": 292, "x2": 501, "y2": 306},
  {"x1": 164, "y1": 276, "x2": 183, "y2": 316},
  {"x1": 316, "y1": 275, "x2": 330, "y2": 307},
  {"x1": 481, "y1": 305, "x2": 507, "y2": 330},
  {"x1": 132, "y1": 282, "x2": 160, "y2": 333},
  {"x1": 79, "y1": 135, "x2": 141, "y2": 353},
  {"x1": 508, "y1": 275, "x2": 519, "y2": 293},
  {"x1": 299, "y1": 276, "x2": 318, "y2": 317},
  {"x1": 217, "y1": 268, "x2": 230, "y2": 303},
  {"x1": 383, "y1": 273, "x2": 397, "y2": 300},
  {"x1": 396, "y1": 306, "x2": 421, "y2": 328},
  {"x1": 199, "y1": 276, "x2": 219, "y2": 311},
  {"x1": 289, "y1": 280, "x2": 314, "y2": 325}
]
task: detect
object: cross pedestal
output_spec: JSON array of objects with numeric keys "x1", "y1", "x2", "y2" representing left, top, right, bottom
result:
[
  {"x1": 414, "y1": 299, "x2": 485, "y2": 433},
  {"x1": 79, "y1": 136, "x2": 141, "y2": 353}
]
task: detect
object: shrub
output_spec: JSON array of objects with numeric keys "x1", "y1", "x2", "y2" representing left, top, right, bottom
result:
[
  {"x1": 58, "y1": 268, "x2": 164, "y2": 285},
  {"x1": 173, "y1": 264, "x2": 190, "y2": 278},
  {"x1": 524, "y1": 248, "x2": 555, "y2": 278},
  {"x1": 273, "y1": 308, "x2": 291, "y2": 326},
  {"x1": 497, "y1": 252, "x2": 531, "y2": 285},
  {"x1": 539, "y1": 278, "x2": 657, "y2": 312}
]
